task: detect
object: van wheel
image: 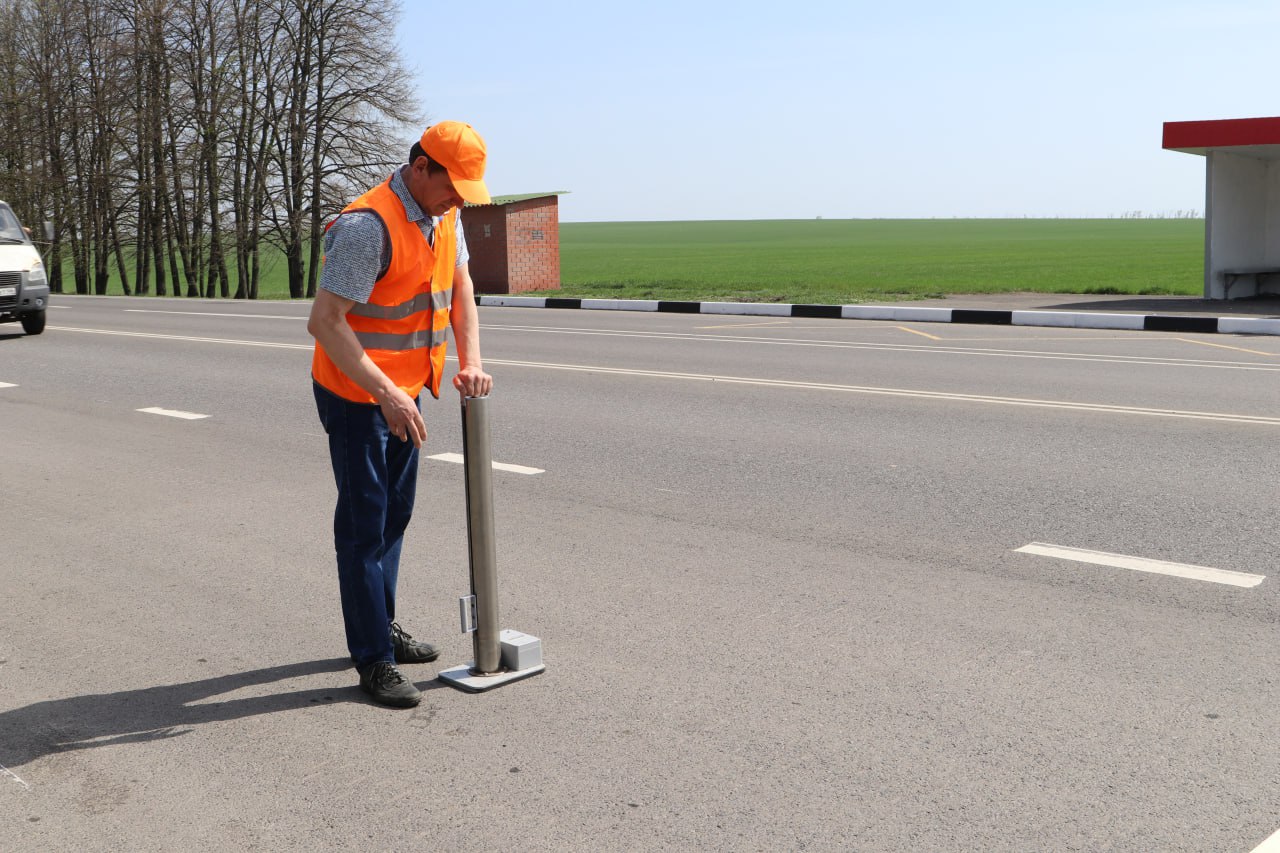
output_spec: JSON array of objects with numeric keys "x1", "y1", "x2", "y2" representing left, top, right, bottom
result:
[{"x1": 21, "y1": 310, "x2": 45, "y2": 335}]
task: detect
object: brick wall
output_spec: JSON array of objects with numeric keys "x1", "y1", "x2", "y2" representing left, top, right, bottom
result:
[
  {"x1": 504, "y1": 197, "x2": 560, "y2": 293},
  {"x1": 462, "y1": 195, "x2": 560, "y2": 294}
]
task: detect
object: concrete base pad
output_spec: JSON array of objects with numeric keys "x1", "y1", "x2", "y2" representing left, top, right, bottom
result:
[{"x1": 437, "y1": 662, "x2": 546, "y2": 693}]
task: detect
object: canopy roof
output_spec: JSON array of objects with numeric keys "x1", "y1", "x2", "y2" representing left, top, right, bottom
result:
[
  {"x1": 1164, "y1": 116, "x2": 1280, "y2": 159},
  {"x1": 466, "y1": 191, "x2": 569, "y2": 207}
]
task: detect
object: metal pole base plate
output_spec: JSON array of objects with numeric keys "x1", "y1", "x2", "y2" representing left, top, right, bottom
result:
[{"x1": 437, "y1": 662, "x2": 546, "y2": 693}]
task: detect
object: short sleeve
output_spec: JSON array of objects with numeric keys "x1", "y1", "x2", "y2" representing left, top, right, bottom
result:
[{"x1": 318, "y1": 211, "x2": 388, "y2": 304}]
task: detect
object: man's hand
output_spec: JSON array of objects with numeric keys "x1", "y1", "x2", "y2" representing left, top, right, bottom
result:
[
  {"x1": 378, "y1": 385, "x2": 428, "y2": 447},
  {"x1": 309, "y1": 289, "x2": 427, "y2": 446},
  {"x1": 453, "y1": 365, "x2": 493, "y2": 398}
]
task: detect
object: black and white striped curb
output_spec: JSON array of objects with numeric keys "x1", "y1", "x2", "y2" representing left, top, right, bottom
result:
[{"x1": 475, "y1": 296, "x2": 1280, "y2": 336}]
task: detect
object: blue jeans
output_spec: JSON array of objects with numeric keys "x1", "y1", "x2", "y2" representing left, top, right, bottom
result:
[{"x1": 313, "y1": 382, "x2": 420, "y2": 669}]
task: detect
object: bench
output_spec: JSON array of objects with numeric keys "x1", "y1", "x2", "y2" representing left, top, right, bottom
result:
[{"x1": 1221, "y1": 267, "x2": 1280, "y2": 298}]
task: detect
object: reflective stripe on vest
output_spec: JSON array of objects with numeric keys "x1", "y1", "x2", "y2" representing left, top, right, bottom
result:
[
  {"x1": 348, "y1": 288, "x2": 453, "y2": 320},
  {"x1": 355, "y1": 326, "x2": 451, "y2": 351}
]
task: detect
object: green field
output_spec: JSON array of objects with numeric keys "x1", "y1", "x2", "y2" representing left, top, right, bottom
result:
[
  {"x1": 74, "y1": 218, "x2": 1205, "y2": 302},
  {"x1": 556, "y1": 218, "x2": 1205, "y2": 303}
]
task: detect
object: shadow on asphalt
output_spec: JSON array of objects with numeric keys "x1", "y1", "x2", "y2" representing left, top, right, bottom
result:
[{"x1": 0, "y1": 657, "x2": 447, "y2": 768}]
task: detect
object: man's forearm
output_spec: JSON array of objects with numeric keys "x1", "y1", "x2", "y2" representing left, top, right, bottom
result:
[
  {"x1": 450, "y1": 265, "x2": 484, "y2": 370},
  {"x1": 451, "y1": 297, "x2": 483, "y2": 370},
  {"x1": 310, "y1": 312, "x2": 400, "y2": 402}
]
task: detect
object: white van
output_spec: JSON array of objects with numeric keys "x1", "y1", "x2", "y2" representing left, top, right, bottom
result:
[{"x1": 0, "y1": 200, "x2": 49, "y2": 335}]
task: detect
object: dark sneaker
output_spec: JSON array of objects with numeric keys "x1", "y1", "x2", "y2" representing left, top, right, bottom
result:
[
  {"x1": 358, "y1": 661, "x2": 421, "y2": 708},
  {"x1": 391, "y1": 622, "x2": 440, "y2": 664}
]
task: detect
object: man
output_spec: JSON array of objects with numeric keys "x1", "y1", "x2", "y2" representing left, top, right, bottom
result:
[{"x1": 308, "y1": 121, "x2": 494, "y2": 708}]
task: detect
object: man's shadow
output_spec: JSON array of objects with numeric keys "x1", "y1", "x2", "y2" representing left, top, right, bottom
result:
[{"x1": 0, "y1": 658, "x2": 445, "y2": 769}]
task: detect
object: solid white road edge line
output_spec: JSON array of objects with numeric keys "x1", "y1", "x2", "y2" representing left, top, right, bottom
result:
[
  {"x1": 124, "y1": 309, "x2": 305, "y2": 319},
  {"x1": 1014, "y1": 542, "x2": 1265, "y2": 588},
  {"x1": 480, "y1": 323, "x2": 1280, "y2": 372},
  {"x1": 482, "y1": 358, "x2": 1280, "y2": 426},
  {"x1": 137, "y1": 407, "x2": 210, "y2": 420},
  {"x1": 51, "y1": 326, "x2": 308, "y2": 349},
  {"x1": 1252, "y1": 827, "x2": 1280, "y2": 852},
  {"x1": 42, "y1": 327, "x2": 1280, "y2": 425},
  {"x1": 427, "y1": 452, "x2": 544, "y2": 475},
  {"x1": 54, "y1": 322, "x2": 1280, "y2": 373}
]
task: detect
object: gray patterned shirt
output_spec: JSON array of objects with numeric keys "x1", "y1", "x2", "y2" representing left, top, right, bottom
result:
[{"x1": 318, "y1": 165, "x2": 469, "y2": 304}]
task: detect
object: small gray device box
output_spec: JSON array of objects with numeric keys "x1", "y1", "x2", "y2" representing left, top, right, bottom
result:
[{"x1": 499, "y1": 629, "x2": 542, "y2": 671}]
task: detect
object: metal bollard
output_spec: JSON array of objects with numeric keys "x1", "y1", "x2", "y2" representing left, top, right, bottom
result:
[
  {"x1": 437, "y1": 394, "x2": 545, "y2": 693},
  {"x1": 461, "y1": 395, "x2": 502, "y2": 675}
]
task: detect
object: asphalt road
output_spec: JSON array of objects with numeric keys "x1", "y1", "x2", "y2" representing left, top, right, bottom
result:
[{"x1": 2, "y1": 296, "x2": 1279, "y2": 852}]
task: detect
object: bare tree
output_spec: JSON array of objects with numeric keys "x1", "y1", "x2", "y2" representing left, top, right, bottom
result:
[
  {"x1": 262, "y1": 0, "x2": 414, "y2": 298},
  {"x1": 303, "y1": 0, "x2": 415, "y2": 296},
  {"x1": 0, "y1": 0, "x2": 416, "y2": 299}
]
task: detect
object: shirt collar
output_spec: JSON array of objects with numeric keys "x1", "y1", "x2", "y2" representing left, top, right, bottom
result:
[{"x1": 390, "y1": 165, "x2": 431, "y2": 224}]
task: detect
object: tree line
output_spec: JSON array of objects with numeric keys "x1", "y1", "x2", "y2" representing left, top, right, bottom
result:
[{"x1": 0, "y1": 0, "x2": 415, "y2": 298}]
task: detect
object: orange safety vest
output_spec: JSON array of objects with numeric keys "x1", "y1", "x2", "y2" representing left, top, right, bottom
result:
[{"x1": 311, "y1": 177, "x2": 457, "y2": 403}]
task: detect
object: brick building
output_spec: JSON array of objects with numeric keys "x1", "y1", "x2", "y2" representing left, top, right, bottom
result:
[{"x1": 462, "y1": 192, "x2": 567, "y2": 294}]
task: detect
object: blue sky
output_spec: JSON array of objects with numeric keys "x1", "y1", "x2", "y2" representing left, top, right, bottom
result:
[{"x1": 397, "y1": 1, "x2": 1280, "y2": 222}]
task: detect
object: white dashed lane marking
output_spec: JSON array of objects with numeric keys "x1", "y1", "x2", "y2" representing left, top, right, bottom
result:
[
  {"x1": 137, "y1": 407, "x2": 210, "y2": 420},
  {"x1": 1015, "y1": 542, "x2": 1265, "y2": 588},
  {"x1": 1252, "y1": 827, "x2": 1280, "y2": 852},
  {"x1": 427, "y1": 452, "x2": 544, "y2": 475},
  {"x1": 0, "y1": 382, "x2": 16, "y2": 388}
]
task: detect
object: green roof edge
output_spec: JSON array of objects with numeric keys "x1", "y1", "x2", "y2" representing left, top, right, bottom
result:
[{"x1": 466, "y1": 191, "x2": 571, "y2": 207}]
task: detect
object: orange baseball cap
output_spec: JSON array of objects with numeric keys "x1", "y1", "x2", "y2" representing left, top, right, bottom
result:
[{"x1": 421, "y1": 122, "x2": 490, "y2": 204}]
